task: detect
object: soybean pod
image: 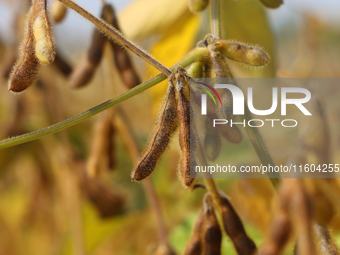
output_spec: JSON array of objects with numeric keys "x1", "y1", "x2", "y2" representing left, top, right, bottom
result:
[{"x1": 131, "y1": 79, "x2": 177, "y2": 181}]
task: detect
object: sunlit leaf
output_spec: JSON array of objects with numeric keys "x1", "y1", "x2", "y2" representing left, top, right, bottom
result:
[
  {"x1": 119, "y1": 0, "x2": 191, "y2": 39},
  {"x1": 146, "y1": 13, "x2": 200, "y2": 114}
]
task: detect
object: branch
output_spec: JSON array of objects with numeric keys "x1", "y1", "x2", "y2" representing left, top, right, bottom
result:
[
  {"x1": 0, "y1": 48, "x2": 209, "y2": 150},
  {"x1": 58, "y1": 0, "x2": 172, "y2": 76}
]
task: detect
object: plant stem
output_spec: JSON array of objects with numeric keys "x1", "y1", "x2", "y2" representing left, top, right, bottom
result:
[
  {"x1": 0, "y1": 47, "x2": 209, "y2": 148},
  {"x1": 0, "y1": 75, "x2": 163, "y2": 149},
  {"x1": 211, "y1": 0, "x2": 222, "y2": 38},
  {"x1": 314, "y1": 223, "x2": 340, "y2": 255},
  {"x1": 196, "y1": 138, "x2": 222, "y2": 208},
  {"x1": 115, "y1": 107, "x2": 168, "y2": 244},
  {"x1": 209, "y1": 0, "x2": 281, "y2": 188},
  {"x1": 58, "y1": 0, "x2": 172, "y2": 76},
  {"x1": 244, "y1": 108, "x2": 281, "y2": 188}
]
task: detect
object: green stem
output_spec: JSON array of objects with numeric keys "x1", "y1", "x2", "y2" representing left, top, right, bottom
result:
[
  {"x1": 0, "y1": 48, "x2": 209, "y2": 150},
  {"x1": 211, "y1": 0, "x2": 222, "y2": 38},
  {"x1": 211, "y1": 52, "x2": 281, "y2": 188},
  {"x1": 58, "y1": 0, "x2": 172, "y2": 76},
  {"x1": 244, "y1": 108, "x2": 281, "y2": 188},
  {"x1": 209, "y1": 0, "x2": 281, "y2": 189}
]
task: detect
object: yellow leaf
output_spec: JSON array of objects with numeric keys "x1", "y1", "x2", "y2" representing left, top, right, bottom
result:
[
  {"x1": 146, "y1": 12, "x2": 200, "y2": 115},
  {"x1": 119, "y1": 0, "x2": 191, "y2": 39}
]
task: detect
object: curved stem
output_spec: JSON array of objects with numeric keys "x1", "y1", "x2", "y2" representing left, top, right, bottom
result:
[
  {"x1": 244, "y1": 108, "x2": 281, "y2": 188},
  {"x1": 115, "y1": 107, "x2": 168, "y2": 244},
  {"x1": 0, "y1": 48, "x2": 209, "y2": 150},
  {"x1": 58, "y1": 0, "x2": 172, "y2": 76}
]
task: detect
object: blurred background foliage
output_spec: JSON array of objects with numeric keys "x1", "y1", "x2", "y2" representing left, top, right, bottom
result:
[{"x1": 1, "y1": 0, "x2": 340, "y2": 254}]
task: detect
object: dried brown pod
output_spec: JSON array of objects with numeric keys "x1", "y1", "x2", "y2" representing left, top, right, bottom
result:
[
  {"x1": 69, "y1": 60, "x2": 96, "y2": 88},
  {"x1": 87, "y1": 111, "x2": 116, "y2": 178},
  {"x1": 69, "y1": 8, "x2": 106, "y2": 88},
  {"x1": 173, "y1": 68, "x2": 196, "y2": 187},
  {"x1": 131, "y1": 79, "x2": 177, "y2": 181},
  {"x1": 113, "y1": 48, "x2": 141, "y2": 89},
  {"x1": 184, "y1": 209, "x2": 205, "y2": 255},
  {"x1": 219, "y1": 193, "x2": 257, "y2": 255},
  {"x1": 53, "y1": 51, "x2": 73, "y2": 76},
  {"x1": 201, "y1": 194, "x2": 222, "y2": 255},
  {"x1": 8, "y1": 0, "x2": 55, "y2": 92},
  {"x1": 8, "y1": 6, "x2": 39, "y2": 92},
  {"x1": 204, "y1": 120, "x2": 222, "y2": 162},
  {"x1": 103, "y1": 4, "x2": 141, "y2": 89},
  {"x1": 82, "y1": 175, "x2": 125, "y2": 219},
  {"x1": 50, "y1": 0, "x2": 67, "y2": 23},
  {"x1": 213, "y1": 121, "x2": 242, "y2": 144}
]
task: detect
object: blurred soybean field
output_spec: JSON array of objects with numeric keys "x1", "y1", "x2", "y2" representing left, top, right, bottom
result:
[{"x1": 1, "y1": 0, "x2": 340, "y2": 255}]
